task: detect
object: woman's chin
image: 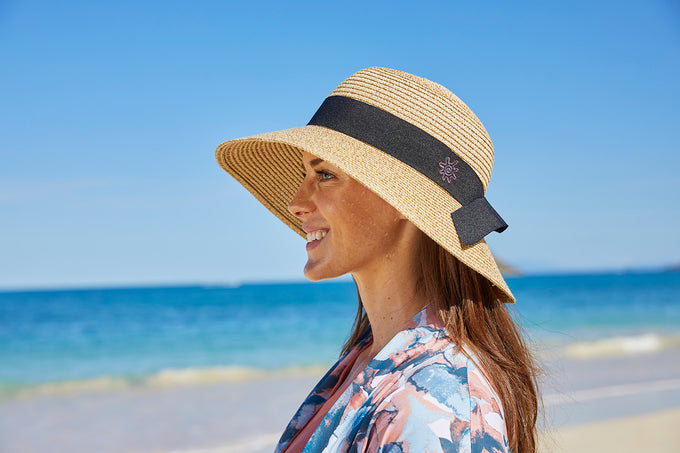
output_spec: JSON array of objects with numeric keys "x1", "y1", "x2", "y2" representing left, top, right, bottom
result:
[
  {"x1": 303, "y1": 267, "x2": 328, "y2": 282},
  {"x1": 303, "y1": 262, "x2": 343, "y2": 282}
]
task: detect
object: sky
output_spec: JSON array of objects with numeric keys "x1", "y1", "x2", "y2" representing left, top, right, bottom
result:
[{"x1": 1, "y1": 0, "x2": 679, "y2": 290}]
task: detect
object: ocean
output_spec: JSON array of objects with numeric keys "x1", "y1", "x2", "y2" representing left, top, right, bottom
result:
[{"x1": 1, "y1": 271, "x2": 679, "y2": 399}]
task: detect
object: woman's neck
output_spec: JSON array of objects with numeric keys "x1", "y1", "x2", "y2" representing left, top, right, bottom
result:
[{"x1": 352, "y1": 230, "x2": 429, "y2": 358}]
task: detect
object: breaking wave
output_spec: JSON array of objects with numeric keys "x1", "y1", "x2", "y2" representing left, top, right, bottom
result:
[
  {"x1": 0, "y1": 364, "x2": 328, "y2": 400},
  {"x1": 561, "y1": 333, "x2": 680, "y2": 359}
]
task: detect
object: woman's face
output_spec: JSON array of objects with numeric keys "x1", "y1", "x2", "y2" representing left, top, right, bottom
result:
[{"x1": 287, "y1": 152, "x2": 416, "y2": 281}]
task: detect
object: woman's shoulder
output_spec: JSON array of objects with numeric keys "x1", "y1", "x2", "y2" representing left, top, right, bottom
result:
[
  {"x1": 380, "y1": 331, "x2": 500, "y2": 413},
  {"x1": 366, "y1": 328, "x2": 508, "y2": 452}
]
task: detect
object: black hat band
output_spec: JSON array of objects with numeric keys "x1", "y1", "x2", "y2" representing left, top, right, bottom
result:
[{"x1": 307, "y1": 95, "x2": 508, "y2": 245}]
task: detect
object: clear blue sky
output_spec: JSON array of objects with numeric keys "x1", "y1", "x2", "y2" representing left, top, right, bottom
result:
[{"x1": 1, "y1": 0, "x2": 679, "y2": 290}]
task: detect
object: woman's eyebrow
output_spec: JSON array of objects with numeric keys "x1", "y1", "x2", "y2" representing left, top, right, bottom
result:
[{"x1": 301, "y1": 158, "x2": 324, "y2": 171}]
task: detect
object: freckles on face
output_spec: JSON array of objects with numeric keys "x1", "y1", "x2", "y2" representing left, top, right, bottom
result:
[{"x1": 331, "y1": 183, "x2": 404, "y2": 255}]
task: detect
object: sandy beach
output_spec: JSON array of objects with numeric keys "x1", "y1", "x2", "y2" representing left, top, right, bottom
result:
[
  {"x1": 1, "y1": 347, "x2": 679, "y2": 453},
  {"x1": 541, "y1": 408, "x2": 680, "y2": 453}
]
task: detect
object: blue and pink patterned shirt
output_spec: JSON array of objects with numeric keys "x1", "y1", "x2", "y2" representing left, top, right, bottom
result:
[{"x1": 275, "y1": 303, "x2": 509, "y2": 453}]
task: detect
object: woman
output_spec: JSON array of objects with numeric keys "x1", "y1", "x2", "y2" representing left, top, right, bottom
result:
[{"x1": 216, "y1": 67, "x2": 539, "y2": 453}]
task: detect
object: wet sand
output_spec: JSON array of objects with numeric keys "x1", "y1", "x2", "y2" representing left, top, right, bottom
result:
[{"x1": 1, "y1": 348, "x2": 679, "y2": 453}]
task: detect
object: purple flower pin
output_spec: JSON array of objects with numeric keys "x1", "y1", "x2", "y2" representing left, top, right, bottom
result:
[{"x1": 438, "y1": 156, "x2": 459, "y2": 184}]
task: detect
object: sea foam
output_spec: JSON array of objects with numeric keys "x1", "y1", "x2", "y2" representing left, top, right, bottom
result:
[
  {"x1": 144, "y1": 364, "x2": 327, "y2": 387},
  {"x1": 561, "y1": 333, "x2": 680, "y2": 359},
  {"x1": 1, "y1": 364, "x2": 328, "y2": 400}
]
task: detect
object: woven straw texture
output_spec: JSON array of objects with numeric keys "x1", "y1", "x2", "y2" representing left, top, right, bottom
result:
[{"x1": 215, "y1": 67, "x2": 513, "y2": 303}]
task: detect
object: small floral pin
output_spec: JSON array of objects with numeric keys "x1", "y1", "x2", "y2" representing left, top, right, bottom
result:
[{"x1": 438, "y1": 156, "x2": 459, "y2": 184}]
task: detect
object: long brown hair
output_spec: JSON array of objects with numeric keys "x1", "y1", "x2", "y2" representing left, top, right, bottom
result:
[{"x1": 342, "y1": 232, "x2": 539, "y2": 453}]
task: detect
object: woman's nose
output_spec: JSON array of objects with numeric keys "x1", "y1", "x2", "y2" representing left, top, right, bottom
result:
[{"x1": 287, "y1": 180, "x2": 314, "y2": 218}]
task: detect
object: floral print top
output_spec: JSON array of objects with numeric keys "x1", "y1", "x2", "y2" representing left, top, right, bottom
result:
[{"x1": 274, "y1": 303, "x2": 509, "y2": 453}]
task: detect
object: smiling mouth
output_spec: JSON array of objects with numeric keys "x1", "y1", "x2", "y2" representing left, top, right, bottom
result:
[{"x1": 306, "y1": 231, "x2": 327, "y2": 243}]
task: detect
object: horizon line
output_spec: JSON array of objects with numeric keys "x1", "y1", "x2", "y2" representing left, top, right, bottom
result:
[{"x1": 1, "y1": 265, "x2": 677, "y2": 294}]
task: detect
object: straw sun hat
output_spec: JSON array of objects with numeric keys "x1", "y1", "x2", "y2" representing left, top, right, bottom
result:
[{"x1": 215, "y1": 67, "x2": 514, "y2": 303}]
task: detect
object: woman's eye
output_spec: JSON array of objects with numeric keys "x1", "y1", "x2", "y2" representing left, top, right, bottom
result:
[{"x1": 316, "y1": 170, "x2": 335, "y2": 180}]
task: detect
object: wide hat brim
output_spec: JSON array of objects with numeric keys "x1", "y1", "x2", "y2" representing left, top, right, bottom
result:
[{"x1": 215, "y1": 124, "x2": 514, "y2": 303}]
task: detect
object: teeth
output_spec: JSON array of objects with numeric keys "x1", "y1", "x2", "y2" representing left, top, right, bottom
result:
[{"x1": 306, "y1": 231, "x2": 327, "y2": 243}]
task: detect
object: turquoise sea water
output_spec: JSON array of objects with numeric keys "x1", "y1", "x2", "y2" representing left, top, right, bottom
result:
[{"x1": 1, "y1": 272, "x2": 679, "y2": 397}]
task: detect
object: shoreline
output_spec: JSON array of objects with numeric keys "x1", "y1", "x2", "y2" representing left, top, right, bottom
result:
[
  {"x1": 1, "y1": 348, "x2": 679, "y2": 453},
  {"x1": 5, "y1": 331, "x2": 680, "y2": 402}
]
